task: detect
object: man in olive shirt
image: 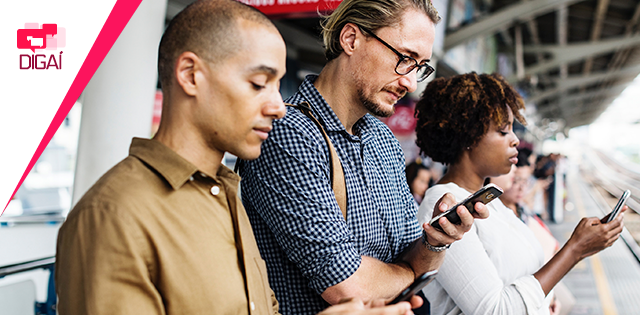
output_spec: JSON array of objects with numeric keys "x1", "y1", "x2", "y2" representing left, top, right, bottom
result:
[{"x1": 55, "y1": 1, "x2": 419, "y2": 314}]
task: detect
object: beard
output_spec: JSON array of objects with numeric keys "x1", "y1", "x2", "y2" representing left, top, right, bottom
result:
[{"x1": 356, "y1": 83, "x2": 406, "y2": 118}]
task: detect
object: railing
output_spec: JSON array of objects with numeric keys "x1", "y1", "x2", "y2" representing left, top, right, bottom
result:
[
  {"x1": 0, "y1": 257, "x2": 55, "y2": 278},
  {"x1": 581, "y1": 149, "x2": 640, "y2": 264},
  {"x1": 0, "y1": 257, "x2": 56, "y2": 315},
  {"x1": 0, "y1": 214, "x2": 65, "y2": 227},
  {"x1": 587, "y1": 149, "x2": 640, "y2": 212}
]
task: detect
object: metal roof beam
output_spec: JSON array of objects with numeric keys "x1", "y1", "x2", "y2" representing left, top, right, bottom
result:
[
  {"x1": 607, "y1": 2, "x2": 640, "y2": 69},
  {"x1": 558, "y1": 4, "x2": 568, "y2": 79},
  {"x1": 561, "y1": 84, "x2": 626, "y2": 103},
  {"x1": 521, "y1": 34, "x2": 640, "y2": 76},
  {"x1": 536, "y1": 84, "x2": 627, "y2": 115},
  {"x1": 583, "y1": 0, "x2": 610, "y2": 74},
  {"x1": 525, "y1": 7, "x2": 543, "y2": 64},
  {"x1": 563, "y1": 100, "x2": 613, "y2": 117},
  {"x1": 557, "y1": 64, "x2": 640, "y2": 89},
  {"x1": 526, "y1": 65, "x2": 640, "y2": 103},
  {"x1": 444, "y1": 0, "x2": 582, "y2": 50},
  {"x1": 564, "y1": 101, "x2": 610, "y2": 118},
  {"x1": 541, "y1": 95, "x2": 614, "y2": 125}
]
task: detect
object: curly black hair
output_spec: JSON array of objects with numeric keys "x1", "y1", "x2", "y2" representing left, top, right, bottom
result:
[{"x1": 414, "y1": 72, "x2": 526, "y2": 165}]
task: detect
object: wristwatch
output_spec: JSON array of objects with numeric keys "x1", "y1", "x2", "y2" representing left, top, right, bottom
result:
[{"x1": 422, "y1": 230, "x2": 450, "y2": 252}]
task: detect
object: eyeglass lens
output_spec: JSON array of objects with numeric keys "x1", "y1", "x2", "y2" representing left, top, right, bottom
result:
[
  {"x1": 396, "y1": 57, "x2": 433, "y2": 82},
  {"x1": 415, "y1": 66, "x2": 433, "y2": 82}
]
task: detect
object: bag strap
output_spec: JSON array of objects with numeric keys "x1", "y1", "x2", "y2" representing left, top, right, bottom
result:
[{"x1": 286, "y1": 102, "x2": 347, "y2": 221}]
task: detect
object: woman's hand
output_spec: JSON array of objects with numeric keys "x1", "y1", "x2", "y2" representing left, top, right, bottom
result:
[
  {"x1": 566, "y1": 206, "x2": 626, "y2": 260},
  {"x1": 535, "y1": 205, "x2": 626, "y2": 295},
  {"x1": 549, "y1": 295, "x2": 561, "y2": 315}
]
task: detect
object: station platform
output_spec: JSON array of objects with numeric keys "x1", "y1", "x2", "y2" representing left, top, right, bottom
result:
[{"x1": 547, "y1": 168, "x2": 640, "y2": 315}]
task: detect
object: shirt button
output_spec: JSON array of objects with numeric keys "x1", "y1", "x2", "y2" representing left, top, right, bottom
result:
[
  {"x1": 250, "y1": 301, "x2": 255, "y2": 310},
  {"x1": 210, "y1": 186, "x2": 220, "y2": 196}
]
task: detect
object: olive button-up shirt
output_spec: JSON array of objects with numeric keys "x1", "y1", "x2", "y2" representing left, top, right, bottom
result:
[{"x1": 55, "y1": 138, "x2": 279, "y2": 315}]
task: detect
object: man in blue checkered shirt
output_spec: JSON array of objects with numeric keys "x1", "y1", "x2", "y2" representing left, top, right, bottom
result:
[{"x1": 240, "y1": 0, "x2": 489, "y2": 314}]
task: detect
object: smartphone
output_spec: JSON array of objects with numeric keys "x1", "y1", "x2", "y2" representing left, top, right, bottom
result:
[
  {"x1": 601, "y1": 190, "x2": 631, "y2": 223},
  {"x1": 429, "y1": 183, "x2": 503, "y2": 232},
  {"x1": 389, "y1": 270, "x2": 438, "y2": 304}
]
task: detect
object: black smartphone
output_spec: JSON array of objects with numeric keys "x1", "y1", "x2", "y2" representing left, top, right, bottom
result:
[
  {"x1": 601, "y1": 190, "x2": 631, "y2": 223},
  {"x1": 389, "y1": 270, "x2": 438, "y2": 304},
  {"x1": 429, "y1": 183, "x2": 503, "y2": 232}
]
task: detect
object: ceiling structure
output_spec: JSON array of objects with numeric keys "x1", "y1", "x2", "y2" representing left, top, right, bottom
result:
[
  {"x1": 452, "y1": 0, "x2": 640, "y2": 129},
  {"x1": 166, "y1": 0, "x2": 640, "y2": 130}
]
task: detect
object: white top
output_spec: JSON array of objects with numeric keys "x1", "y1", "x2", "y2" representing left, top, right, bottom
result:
[{"x1": 418, "y1": 183, "x2": 550, "y2": 315}]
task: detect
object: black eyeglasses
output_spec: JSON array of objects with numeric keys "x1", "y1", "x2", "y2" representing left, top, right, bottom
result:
[{"x1": 360, "y1": 27, "x2": 435, "y2": 82}]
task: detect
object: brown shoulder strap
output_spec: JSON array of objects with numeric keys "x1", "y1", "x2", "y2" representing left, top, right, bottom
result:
[{"x1": 286, "y1": 102, "x2": 347, "y2": 221}]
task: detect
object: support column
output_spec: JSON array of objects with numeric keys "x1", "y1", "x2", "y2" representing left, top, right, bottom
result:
[
  {"x1": 72, "y1": 0, "x2": 167, "y2": 207},
  {"x1": 515, "y1": 24, "x2": 525, "y2": 80}
]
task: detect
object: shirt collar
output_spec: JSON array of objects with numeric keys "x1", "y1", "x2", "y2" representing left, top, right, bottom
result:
[
  {"x1": 128, "y1": 137, "x2": 239, "y2": 190},
  {"x1": 299, "y1": 75, "x2": 379, "y2": 142},
  {"x1": 299, "y1": 75, "x2": 348, "y2": 134}
]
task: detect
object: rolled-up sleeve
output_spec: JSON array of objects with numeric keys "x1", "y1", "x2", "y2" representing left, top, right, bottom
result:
[{"x1": 241, "y1": 115, "x2": 361, "y2": 294}]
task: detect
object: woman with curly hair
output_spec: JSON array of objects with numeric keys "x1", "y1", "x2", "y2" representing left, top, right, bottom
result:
[{"x1": 414, "y1": 72, "x2": 625, "y2": 315}]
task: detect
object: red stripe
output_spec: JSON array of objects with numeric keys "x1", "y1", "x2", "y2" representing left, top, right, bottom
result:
[{"x1": 2, "y1": 0, "x2": 143, "y2": 215}]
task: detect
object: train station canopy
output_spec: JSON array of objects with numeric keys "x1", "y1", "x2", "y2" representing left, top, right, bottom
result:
[{"x1": 166, "y1": 0, "x2": 640, "y2": 130}]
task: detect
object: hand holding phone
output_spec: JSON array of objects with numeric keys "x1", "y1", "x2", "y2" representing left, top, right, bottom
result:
[
  {"x1": 429, "y1": 183, "x2": 503, "y2": 232},
  {"x1": 389, "y1": 270, "x2": 438, "y2": 304},
  {"x1": 601, "y1": 190, "x2": 630, "y2": 224}
]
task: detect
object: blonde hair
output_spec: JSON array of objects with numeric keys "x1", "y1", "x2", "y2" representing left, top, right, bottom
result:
[{"x1": 321, "y1": 0, "x2": 440, "y2": 61}]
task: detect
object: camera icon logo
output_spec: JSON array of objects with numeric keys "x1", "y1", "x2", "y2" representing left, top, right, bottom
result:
[{"x1": 17, "y1": 23, "x2": 66, "y2": 53}]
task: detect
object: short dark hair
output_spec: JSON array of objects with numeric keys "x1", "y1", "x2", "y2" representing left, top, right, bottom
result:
[
  {"x1": 157, "y1": 0, "x2": 273, "y2": 91},
  {"x1": 405, "y1": 161, "x2": 430, "y2": 192},
  {"x1": 321, "y1": 0, "x2": 441, "y2": 61},
  {"x1": 516, "y1": 148, "x2": 532, "y2": 167},
  {"x1": 415, "y1": 72, "x2": 526, "y2": 165}
]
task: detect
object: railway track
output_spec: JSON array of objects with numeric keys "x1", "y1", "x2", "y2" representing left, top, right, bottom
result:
[
  {"x1": 582, "y1": 150, "x2": 640, "y2": 211},
  {"x1": 580, "y1": 148, "x2": 640, "y2": 261}
]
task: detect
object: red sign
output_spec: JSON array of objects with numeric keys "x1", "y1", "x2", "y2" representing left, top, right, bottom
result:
[
  {"x1": 238, "y1": 0, "x2": 343, "y2": 17},
  {"x1": 385, "y1": 106, "x2": 417, "y2": 136},
  {"x1": 151, "y1": 90, "x2": 163, "y2": 135}
]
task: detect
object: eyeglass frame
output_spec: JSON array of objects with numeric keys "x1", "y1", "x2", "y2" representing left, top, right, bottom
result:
[{"x1": 359, "y1": 27, "x2": 435, "y2": 82}]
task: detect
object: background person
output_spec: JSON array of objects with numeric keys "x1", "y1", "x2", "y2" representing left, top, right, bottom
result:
[
  {"x1": 405, "y1": 159, "x2": 433, "y2": 204},
  {"x1": 489, "y1": 159, "x2": 575, "y2": 315},
  {"x1": 490, "y1": 164, "x2": 559, "y2": 261},
  {"x1": 414, "y1": 72, "x2": 624, "y2": 315},
  {"x1": 494, "y1": 153, "x2": 531, "y2": 220}
]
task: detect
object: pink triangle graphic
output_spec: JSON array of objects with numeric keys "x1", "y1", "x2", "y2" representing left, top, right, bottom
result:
[{"x1": 2, "y1": 0, "x2": 143, "y2": 215}]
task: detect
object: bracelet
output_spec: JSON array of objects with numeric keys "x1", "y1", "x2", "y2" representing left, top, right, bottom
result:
[{"x1": 422, "y1": 230, "x2": 450, "y2": 252}]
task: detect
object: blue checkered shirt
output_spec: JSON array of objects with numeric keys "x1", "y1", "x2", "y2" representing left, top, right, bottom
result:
[{"x1": 240, "y1": 75, "x2": 421, "y2": 315}]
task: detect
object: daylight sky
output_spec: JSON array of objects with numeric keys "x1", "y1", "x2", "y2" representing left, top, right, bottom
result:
[{"x1": 572, "y1": 75, "x2": 640, "y2": 155}]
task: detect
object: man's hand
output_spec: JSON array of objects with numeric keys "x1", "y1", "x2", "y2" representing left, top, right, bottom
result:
[
  {"x1": 317, "y1": 296, "x2": 422, "y2": 315},
  {"x1": 322, "y1": 193, "x2": 490, "y2": 303},
  {"x1": 423, "y1": 193, "x2": 490, "y2": 247}
]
